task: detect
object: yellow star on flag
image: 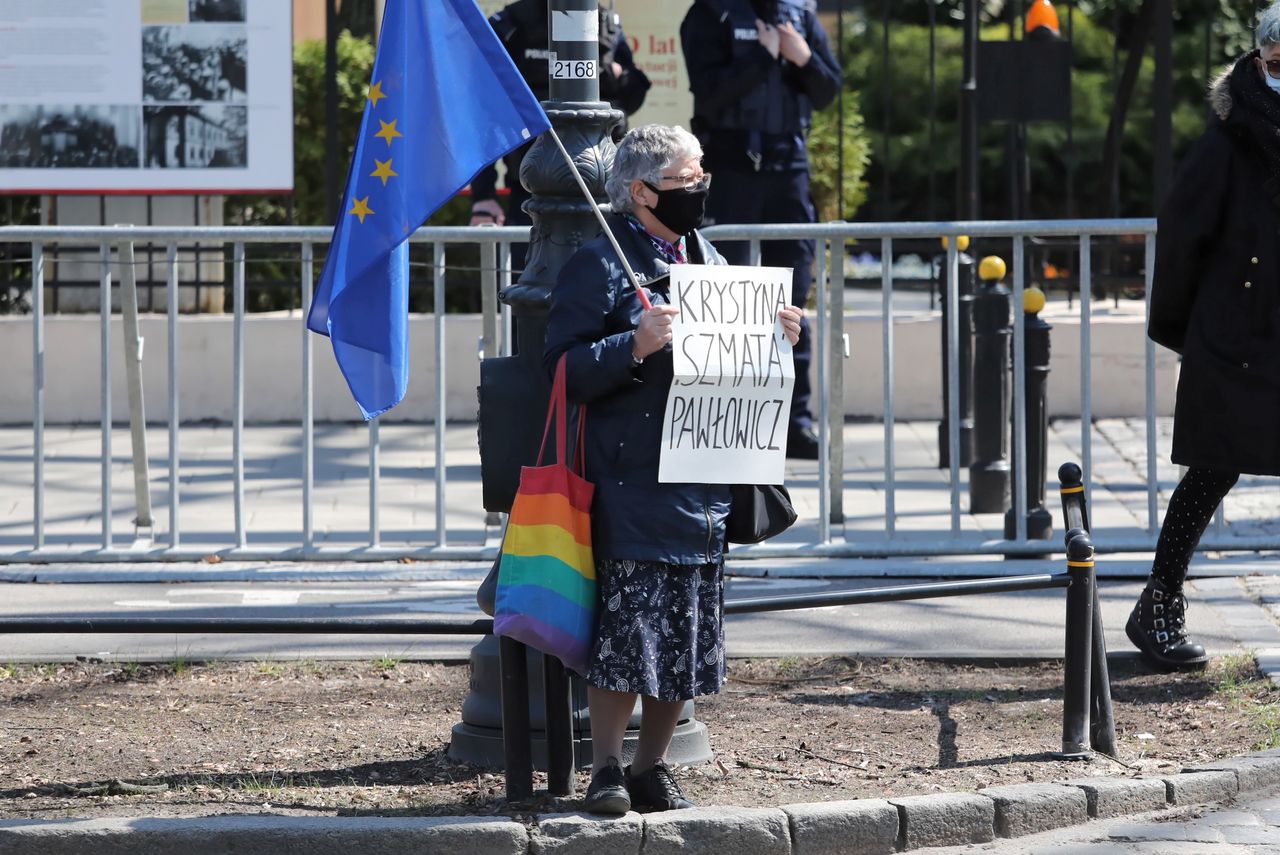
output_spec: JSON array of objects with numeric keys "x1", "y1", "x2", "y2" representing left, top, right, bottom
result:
[
  {"x1": 374, "y1": 119, "x2": 403, "y2": 146},
  {"x1": 367, "y1": 80, "x2": 386, "y2": 107},
  {"x1": 349, "y1": 196, "x2": 374, "y2": 223},
  {"x1": 370, "y1": 158, "x2": 398, "y2": 186}
]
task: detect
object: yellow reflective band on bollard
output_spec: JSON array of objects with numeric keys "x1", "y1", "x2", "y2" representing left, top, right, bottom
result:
[
  {"x1": 1060, "y1": 485, "x2": 1085, "y2": 494},
  {"x1": 1066, "y1": 560, "x2": 1094, "y2": 568}
]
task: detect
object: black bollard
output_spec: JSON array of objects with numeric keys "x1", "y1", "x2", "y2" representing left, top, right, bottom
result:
[
  {"x1": 1058, "y1": 532, "x2": 1095, "y2": 760},
  {"x1": 1057, "y1": 462, "x2": 1118, "y2": 757},
  {"x1": 938, "y1": 237, "x2": 976, "y2": 469},
  {"x1": 969, "y1": 256, "x2": 1012, "y2": 513},
  {"x1": 1005, "y1": 287, "x2": 1053, "y2": 541}
]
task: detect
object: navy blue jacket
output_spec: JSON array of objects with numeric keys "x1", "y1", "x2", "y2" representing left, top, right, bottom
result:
[{"x1": 544, "y1": 215, "x2": 732, "y2": 564}]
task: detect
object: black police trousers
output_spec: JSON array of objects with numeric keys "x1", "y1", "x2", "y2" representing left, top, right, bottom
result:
[{"x1": 706, "y1": 168, "x2": 816, "y2": 432}]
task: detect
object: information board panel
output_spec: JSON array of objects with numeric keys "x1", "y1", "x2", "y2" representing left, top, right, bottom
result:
[{"x1": 0, "y1": 0, "x2": 294, "y2": 193}]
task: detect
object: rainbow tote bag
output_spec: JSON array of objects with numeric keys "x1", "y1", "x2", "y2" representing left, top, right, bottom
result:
[{"x1": 493, "y1": 356, "x2": 595, "y2": 673}]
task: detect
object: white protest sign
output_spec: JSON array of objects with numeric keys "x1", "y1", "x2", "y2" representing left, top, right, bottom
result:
[{"x1": 658, "y1": 264, "x2": 794, "y2": 485}]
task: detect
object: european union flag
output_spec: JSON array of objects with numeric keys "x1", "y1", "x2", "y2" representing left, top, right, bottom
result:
[{"x1": 307, "y1": 0, "x2": 550, "y2": 419}]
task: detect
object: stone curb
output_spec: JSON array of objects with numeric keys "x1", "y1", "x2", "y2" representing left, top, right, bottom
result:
[{"x1": 3, "y1": 754, "x2": 1277, "y2": 855}]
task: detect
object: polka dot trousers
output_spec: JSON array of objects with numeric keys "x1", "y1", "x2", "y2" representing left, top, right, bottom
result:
[{"x1": 1152, "y1": 467, "x2": 1239, "y2": 591}]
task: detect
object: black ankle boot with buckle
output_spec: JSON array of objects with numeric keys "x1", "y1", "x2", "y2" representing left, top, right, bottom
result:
[{"x1": 1125, "y1": 576, "x2": 1208, "y2": 671}]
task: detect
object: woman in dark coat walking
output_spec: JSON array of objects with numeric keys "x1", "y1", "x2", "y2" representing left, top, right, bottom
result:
[{"x1": 1133, "y1": 3, "x2": 1280, "y2": 670}]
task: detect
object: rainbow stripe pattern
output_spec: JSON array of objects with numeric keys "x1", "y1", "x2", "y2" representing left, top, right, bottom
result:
[{"x1": 494, "y1": 461, "x2": 596, "y2": 673}]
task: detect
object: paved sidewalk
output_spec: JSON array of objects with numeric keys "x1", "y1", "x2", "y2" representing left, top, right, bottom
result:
[{"x1": 929, "y1": 790, "x2": 1280, "y2": 853}]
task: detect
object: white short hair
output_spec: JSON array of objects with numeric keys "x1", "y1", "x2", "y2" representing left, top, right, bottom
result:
[
  {"x1": 1260, "y1": 1, "x2": 1280, "y2": 46},
  {"x1": 605, "y1": 124, "x2": 703, "y2": 214}
]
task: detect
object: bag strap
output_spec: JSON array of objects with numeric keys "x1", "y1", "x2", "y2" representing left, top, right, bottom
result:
[
  {"x1": 536, "y1": 355, "x2": 589, "y2": 473},
  {"x1": 536, "y1": 356, "x2": 567, "y2": 466}
]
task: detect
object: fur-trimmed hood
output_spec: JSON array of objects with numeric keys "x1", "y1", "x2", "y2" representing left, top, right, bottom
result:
[{"x1": 1209, "y1": 63, "x2": 1234, "y2": 121}]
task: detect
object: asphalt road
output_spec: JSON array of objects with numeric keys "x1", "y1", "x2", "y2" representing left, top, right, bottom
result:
[{"x1": 0, "y1": 573, "x2": 1261, "y2": 663}]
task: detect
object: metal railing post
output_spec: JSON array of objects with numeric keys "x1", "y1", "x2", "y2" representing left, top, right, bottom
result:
[
  {"x1": 434, "y1": 242, "x2": 448, "y2": 547},
  {"x1": 1059, "y1": 531, "x2": 1095, "y2": 759},
  {"x1": 1078, "y1": 237, "x2": 1094, "y2": 514},
  {"x1": 1011, "y1": 237, "x2": 1028, "y2": 543},
  {"x1": 815, "y1": 240, "x2": 830, "y2": 542},
  {"x1": 301, "y1": 242, "x2": 315, "y2": 550},
  {"x1": 480, "y1": 238, "x2": 503, "y2": 529},
  {"x1": 233, "y1": 241, "x2": 246, "y2": 549},
  {"x1": 828, "y1": 239, "x2": 845, "y2": 525},
  {"x1": 369, "y1": 418, "x2": 381, "y2": 548},
  {"x1": 480, "y1": 239, "x2": 499, "y2": 362},
  {"x1": 1006, "y1": 281, "x2": 1053, "y2": 543},
  {"x1": 117, "y1": 238, "x2": 154, "y2": 541},
  {"x1": 945, "y1": 240, "x2": 961, "y2": 534},
  {"x1": 166, "y1": 244, "x2": 180, "y2": 547},
  {"x1": 880, "y1": 237, "x2": 896, "y2": 537},
  {"x1": 32, "y1": 242, "x2": 45, "y2": 550},
  {"x1": 1143, "y1": 235, "x2": 1159, "y2": 533},
  {"x1": 100, "y1": 243, "x2": 113, "y2": 549}
]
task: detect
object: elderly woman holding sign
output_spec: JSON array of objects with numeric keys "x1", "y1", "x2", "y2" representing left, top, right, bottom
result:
[{"x1": 544, "y1": 124, "x2": 803, "y2": 815}]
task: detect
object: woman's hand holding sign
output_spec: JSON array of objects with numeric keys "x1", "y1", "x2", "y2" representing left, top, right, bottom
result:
[
  {"x1": 777, "y1": 305, "x2": 803, "y2": 346},
  {"x1": 633, "y1": 305, "x2": 681, "y2": 360}
]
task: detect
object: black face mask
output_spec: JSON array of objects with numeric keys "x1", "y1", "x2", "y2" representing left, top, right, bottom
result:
[{"x1": 643, "y1": 183, "x2": 709, "y2": 236}]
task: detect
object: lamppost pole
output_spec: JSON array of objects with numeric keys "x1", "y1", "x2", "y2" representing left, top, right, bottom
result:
[{"x1": 959, "y1": 0, "x2": 980, "y2": 220}]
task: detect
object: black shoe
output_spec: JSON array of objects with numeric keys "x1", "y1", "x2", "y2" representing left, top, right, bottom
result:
[
  {"x1": 786, "y1": 425, "x2": 820, "y2": 460},
  {"x1": 1125, "y1": 576, "x2": 1209, "y2": 671},
  {"x1": 583, "y1": 759, "x2": 630, "y2": 815},
  {"x1": 625, "y1": 759, "x2": 694, "y2": 812}
]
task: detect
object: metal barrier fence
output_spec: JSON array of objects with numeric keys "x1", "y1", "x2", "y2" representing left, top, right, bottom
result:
[{"x1": 0, "y1": 219, "x2": 1266, "y2": 563}]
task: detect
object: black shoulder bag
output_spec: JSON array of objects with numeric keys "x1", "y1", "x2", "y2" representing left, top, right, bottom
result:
[{"x1": 726, "y1": 484, "x2": 797, "y2": 544}]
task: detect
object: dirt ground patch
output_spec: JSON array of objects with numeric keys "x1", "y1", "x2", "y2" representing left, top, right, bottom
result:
[{"x1": 2, "y1": 654, "x2": 1276, "y2": 820}]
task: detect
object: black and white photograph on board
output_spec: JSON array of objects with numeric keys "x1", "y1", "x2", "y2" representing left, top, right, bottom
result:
[
  {"x1": 0, "y1": 105, "x2": 141, "y2": 168},
  {"x1": 189, "y1": 0, "x2": 245, "y2": 22},
  {"x1": 143, "y1": 104, "x2": 247, "y2": 168},
  {"x1": 142, "y1": 25, "x2": 248, "y2": 103}
]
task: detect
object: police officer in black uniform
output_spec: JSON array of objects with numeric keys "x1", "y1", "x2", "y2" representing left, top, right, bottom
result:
[
  {"x1": 470, "y1": 0, "x2": 651, "y2": 261},
  {"x1": 680, "y1": 0, "x2": 841, "y2": 459}
]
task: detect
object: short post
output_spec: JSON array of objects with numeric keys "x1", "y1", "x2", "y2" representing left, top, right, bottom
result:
[
  {"x1": 969, "y1": 255, "x2": 1012, "y2": 513},
  {"x1": 498, "y1": 636, "x2": 533, "y2": 799},
  {"x1": 543, "y1": 655, "x2": 574, "y2": 796},
  {"x1": 1058, "y1": 462, "x2": 1118, "y2": 756},
  {"x1": 1058, "y1": 531, "x2": 1095, "y2": 759},
  {"x1": 1005, "y1": 285, "x2": 1053, "y2": 541},
  {"x1": 938, "y1": 236, "x2": 976, "y2": 469}
]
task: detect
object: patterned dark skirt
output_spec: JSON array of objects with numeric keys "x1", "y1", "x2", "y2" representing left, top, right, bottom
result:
[{"x1": 584, "y1": 558, "x2": 726, "y2": 702}]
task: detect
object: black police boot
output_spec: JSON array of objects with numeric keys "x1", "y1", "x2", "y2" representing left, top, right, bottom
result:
[
  {"x1": 625, "y1": 759, "x2": 694, "y2": 812},
  {"x1": 786, "y1": 425, "x2": 819, "y2": 460},
  {"x1": 1125, "y1": 576, "x2": 1209, "y2": 671}
]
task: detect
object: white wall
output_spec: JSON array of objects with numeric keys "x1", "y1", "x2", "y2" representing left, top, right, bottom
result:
[{"x1": 0, "y1": 307, "x2": 1177, "y2": 424}]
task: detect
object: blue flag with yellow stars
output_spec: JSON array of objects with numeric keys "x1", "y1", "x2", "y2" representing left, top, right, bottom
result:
[{"x1": 307, "y1": 0, "x2": 550, "y2": 419}]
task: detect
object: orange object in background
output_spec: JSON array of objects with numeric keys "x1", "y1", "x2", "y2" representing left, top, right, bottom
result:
[{"x1": 1026, "y1": 0, "x2": 1061, "y2": 36}]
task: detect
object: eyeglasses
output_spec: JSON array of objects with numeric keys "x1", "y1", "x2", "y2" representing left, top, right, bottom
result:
[
  {"x1": 645, "y1": 172, "x2": 712, "y2": 192},
  {"x1": 1267, "y1": 58, "x2": 1280, "y2": 79}
]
